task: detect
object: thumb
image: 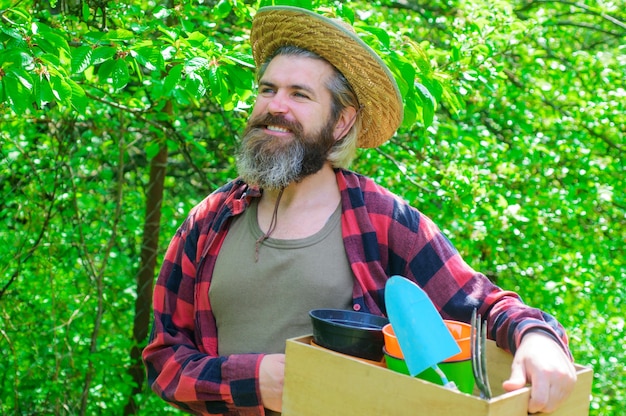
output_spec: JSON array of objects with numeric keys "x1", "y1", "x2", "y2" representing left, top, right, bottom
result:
[{"x1": 502, "y1": 361, "x2": 528, "y2": 392}]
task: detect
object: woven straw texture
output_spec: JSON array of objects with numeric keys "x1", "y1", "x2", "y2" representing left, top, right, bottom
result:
[{"x1": 250, "y1": 6, "x2": 403, "y2": 148}]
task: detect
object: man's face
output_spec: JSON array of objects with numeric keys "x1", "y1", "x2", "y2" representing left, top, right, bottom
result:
[{"x1": 236, "y1": 55, "x2": 339, "y2": 190}]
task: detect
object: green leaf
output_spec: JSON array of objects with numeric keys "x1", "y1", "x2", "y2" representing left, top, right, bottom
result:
[
  {"x1": 415, "y1": 82, "x2": 436, "y2": 112},
  {"x1": 68, "y1": 79, "x2": 87, "y2": 113},
  {"x1": 185, "y1": 72, "x2": 206, "y2": 100},
  {"x1": 222, "y1": 52, "x2": 255, "y2": 69},
  {"x1": 38, "y1": 53, "x2": 62, "y2": 70},
  {"x1": 110, "y1": 59, "x2": 130, "y2": 90},
  {"x1": 92, "y1": 46, "x2": 117, "y2": 65},
  {"x1": 72, "y1": 45, "x2": 93, "y2": 74},
  {"x1": 145, "y1": 141, "x2": 161, "y2": 160},
  {"x1": 335, "y1": 3, "x2": 355, "y2": 24},
  {"x1": 259, "y1": 0, "x2": 313, "y2": 9},
  {"x1": 213, "y1": 0, "x2": 232, "y2": 19},
  {"x1": 441, "y1": 84, "x2": 464, "y2": 115},
  {"x1": 418, "y1": 77, "x2": 443, "y2": 102},
  {"x1": 402, "y1": 94, "x2": 419, "y2": 128},
  {"x1": 82, "y1": 1, "x2": 91, "y2": 22},
  {"x1": 357, "y1": 25, "x2": 391, "y2": 49},
  {"x1": 97, "y1": 59, "x2": 116, "y2": 81},
  {"x1": 102, "y1": 29, "x2": 135, "y2": 41},
  {"x1": 7, "y1": 67, "x2": 34, "y2": 90},
  {"x1": 39, "y1": 77, "x2": 55, "y2": 105},
  {"x1": 4, "y1": 6, "x2": 30, "y2": 21},
  {"x1": 4, "y1": 73, "x2": 31, "y2": 113},
  {"x1": 0, "y1": 22, "x2": 22, "y2": 40},
  {"x1": 185, "y1": 57, "x2": 209, "y2": 73},
  {"x1": 131, "y1": 45, "x2": 162, "y2": 72},
  {"x1": 153, "y1": 5, "x2": 172, "y2": 20},
  {"x1": 407, "y1": 41, "x2": 433, "y2": 76},
  {"x1": 225, "y1": 65, "x2": 254, "y2": 90},
  {"x1": 172, "y1": 86, "x2": 191, "y2": 105},
  {"x1": 51, "y1": 75, "x2": 72, "y2": 104},
  {"x1": 82, "y1": 30, "x2": 106, "y2": 43},
  {"x1": 163, "y1": 64, "x2": 183, "y2": 96},
  {"x1": 1, "y1": 50, "x2": 34, "y2": 71},
  {"x1": 33, "y1": 30, "x2": 70, "y2": 56},
  {"x1": 388, "y1": 57, "x2": 415, "y2": 99},
  {"x1": 186, "y1": 31, "x2": 207, "y2": 45}
]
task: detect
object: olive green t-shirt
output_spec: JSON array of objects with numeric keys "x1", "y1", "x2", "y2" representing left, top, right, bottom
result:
[{"x1": 210, "y1": 198, "x2": 354, "y2": 355}]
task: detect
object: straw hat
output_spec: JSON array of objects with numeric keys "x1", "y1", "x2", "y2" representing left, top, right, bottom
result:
[{"x1": 250, "y1": 6, "x2": 403, "y2": 148}]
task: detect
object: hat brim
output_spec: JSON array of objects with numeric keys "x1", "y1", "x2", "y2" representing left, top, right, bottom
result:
[{"x1": 250, "y1": 6, "x2": 403, "y2": 148}]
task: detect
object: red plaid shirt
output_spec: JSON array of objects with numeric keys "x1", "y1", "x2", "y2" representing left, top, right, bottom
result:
[{"x1": 143, "y1": 169, "x2": 570, "y2": 415}]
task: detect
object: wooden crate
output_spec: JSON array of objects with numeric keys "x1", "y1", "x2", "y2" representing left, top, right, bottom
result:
[{"x1": 282, "y1": 336, "x2": 592, "y2": 416}]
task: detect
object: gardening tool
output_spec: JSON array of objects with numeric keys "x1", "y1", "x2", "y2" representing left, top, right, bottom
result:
[
  {"x1": 384, "y1": 276, "x2": 461, "y2": 382},
  {"x1": 471, "y1": 308, "x2": 492, "y2": 399}
]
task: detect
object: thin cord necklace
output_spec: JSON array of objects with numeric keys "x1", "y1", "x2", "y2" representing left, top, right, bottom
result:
[{"x1": 254, "y1": 187, "x2": 285, "y2": 262}]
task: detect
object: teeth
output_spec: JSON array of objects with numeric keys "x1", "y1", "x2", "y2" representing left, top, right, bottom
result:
[{"x1": 267, "y1": 125, "x2": 290, "y2": 133}]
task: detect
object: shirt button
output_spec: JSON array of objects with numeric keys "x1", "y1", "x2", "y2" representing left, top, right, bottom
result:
[{"x1": 353, "y1": 304, "x2": 361, "y2": 311}]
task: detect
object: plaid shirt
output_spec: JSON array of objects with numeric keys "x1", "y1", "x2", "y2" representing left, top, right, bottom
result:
[{"x1": 143, "y1": 168, "x2": 570, "y2": 415}]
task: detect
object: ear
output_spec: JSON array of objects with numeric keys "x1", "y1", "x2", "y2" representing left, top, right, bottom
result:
[{"x1": 333, "y1": 106, "x2": 357, "y2": 141}]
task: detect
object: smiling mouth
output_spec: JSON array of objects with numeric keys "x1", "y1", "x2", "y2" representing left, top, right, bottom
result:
[{"x1": 266, "y1": 125, "x2": 291, "y2": 133}]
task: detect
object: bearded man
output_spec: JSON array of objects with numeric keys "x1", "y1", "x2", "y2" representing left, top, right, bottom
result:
[{"x1": 143, "y1": 6, "x2": 577, "y2": 416}]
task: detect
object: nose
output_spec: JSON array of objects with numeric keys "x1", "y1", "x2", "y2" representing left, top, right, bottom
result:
[{"x1": 267, "y1": 91, "x2": 289, "y2": 115}]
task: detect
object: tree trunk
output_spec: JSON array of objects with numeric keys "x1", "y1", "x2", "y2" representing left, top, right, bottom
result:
[{"x1": 124, "y1": 138, "x2": 168, "y2": 415}]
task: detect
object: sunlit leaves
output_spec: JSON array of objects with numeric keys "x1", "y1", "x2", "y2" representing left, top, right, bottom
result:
[
  {"x1": 131, "y1": 45, "x2": 162, "y2": 72},
  {"x1": 72, "y1": 46, "x2": 93, "y2": 74},
  {"x1": 101, "y1": 29, "x2": 135, "y2": 42},
  {"x1": 259, "y1": 0, "x2": 314, "y2": 9},
  {"x1": 3, "y1": 70, "x2": 30, "y2": 113},
  {"x1": 32, "y1": 23, "x2": 70, "y2": 56},
  {"x1": 0, "y1": 0, "x2": 623, "y2": 415},
  {"x1": 91, "y1": 46, "x2": 117, "y2": 65},
  {"x1": 68, "y1": 79, "x2": 87, "y2": 113},
  {"x1": 96, "y1": 57, "x2": 128, "y2": 90},
  {"x1": 214, "y1": 0, "x2": 234, "y2": 19},
  {"x1": 414, "y1": 82, "x2": 437, "y2": 126},
  {"x1": 110, "y1": 58, "x2": 130, "y2": 90},
  {"x1": 184, "y1": 56, "x2": 209, "y2": 73},
  {"x1": 185, "y1": 71, "x2": 206, "y2": 101},
  {"x1": 162, "y1": 64, "x2": 182, "y2": 96}
]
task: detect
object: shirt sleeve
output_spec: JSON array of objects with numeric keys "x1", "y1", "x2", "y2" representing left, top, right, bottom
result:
[
  {"x1": 338, "y1": 169, "x2": 571, "y2": 359},
  {"x1": 395, "y1": 202, "x2": 572, "y2": 358},
  {"x1": 142, "y1": 192, "x2": 267, "y2": 416}
]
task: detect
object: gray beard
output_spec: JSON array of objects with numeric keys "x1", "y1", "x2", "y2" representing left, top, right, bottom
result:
[
  {"x1": 236, "y1": 131, "x2": 306, "y2": 190},
  {"x1": 236, "y1": 117, "x2": 335, "y2": 190}
]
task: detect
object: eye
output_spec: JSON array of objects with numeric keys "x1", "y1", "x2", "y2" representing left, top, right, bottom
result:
[
  {"x1": 293, "y1": 91, "x2": 310, "y2": 100},
  {"x1": 259, "y1": 86, "x2": 275, "y2": 95}
]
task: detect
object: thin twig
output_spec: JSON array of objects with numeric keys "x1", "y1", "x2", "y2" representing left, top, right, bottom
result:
[{"x1": 77, "y1": 128, "x2": 126, "y2": 416}]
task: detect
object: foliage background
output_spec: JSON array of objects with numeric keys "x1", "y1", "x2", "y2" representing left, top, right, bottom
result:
[{"x1": 0, "y1": 0, "x2": 623, "y2": 414}]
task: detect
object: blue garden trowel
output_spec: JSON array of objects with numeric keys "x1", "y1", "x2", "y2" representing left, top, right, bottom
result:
[{"x1": 385, "y1": 276, "x2": 461, "y2": 382}]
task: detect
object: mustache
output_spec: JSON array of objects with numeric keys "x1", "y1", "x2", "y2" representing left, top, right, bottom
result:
[{"x1": 245, "y1": 113, "x2": 304, "y2": 136}]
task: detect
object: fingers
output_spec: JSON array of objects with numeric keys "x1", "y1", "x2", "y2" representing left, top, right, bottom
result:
[
  {"x1": 504, "y1": 364, "x2": 576, "y2": 414},
  {"x1": 506, "y1": 332, "x2": 578, "y2": 414},
  {"x1": 527, "y1": 362, "x2": 577, "y2": 414},
  {"x1": 502, "y1": 360, "x2": 527, "y2": 392},
  {"x1": 527, "y1": 374, "x2": 550, "y2": 413}
]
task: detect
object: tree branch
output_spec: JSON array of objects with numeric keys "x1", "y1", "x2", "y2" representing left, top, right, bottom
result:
[
  {"x1": 374, "y1": 144, "x2": 432, "y2": 195},
  {"x1": 0, "y1": 137, "x2": 59, "y2": 300},
  {"x1": 516, "y1": 0, "x2": 626, "y2": 31},
  {"x1": 545, "y1": 20, "x2": 624, "y2": 37}
]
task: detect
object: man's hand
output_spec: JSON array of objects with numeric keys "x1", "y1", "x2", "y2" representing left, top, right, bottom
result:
[
  {"x1": 502, "y1": 331, "x2": 577, "y2": 414},
  {"x1": 259, "y1": 354, "x2": 285, "y2": 412}
]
